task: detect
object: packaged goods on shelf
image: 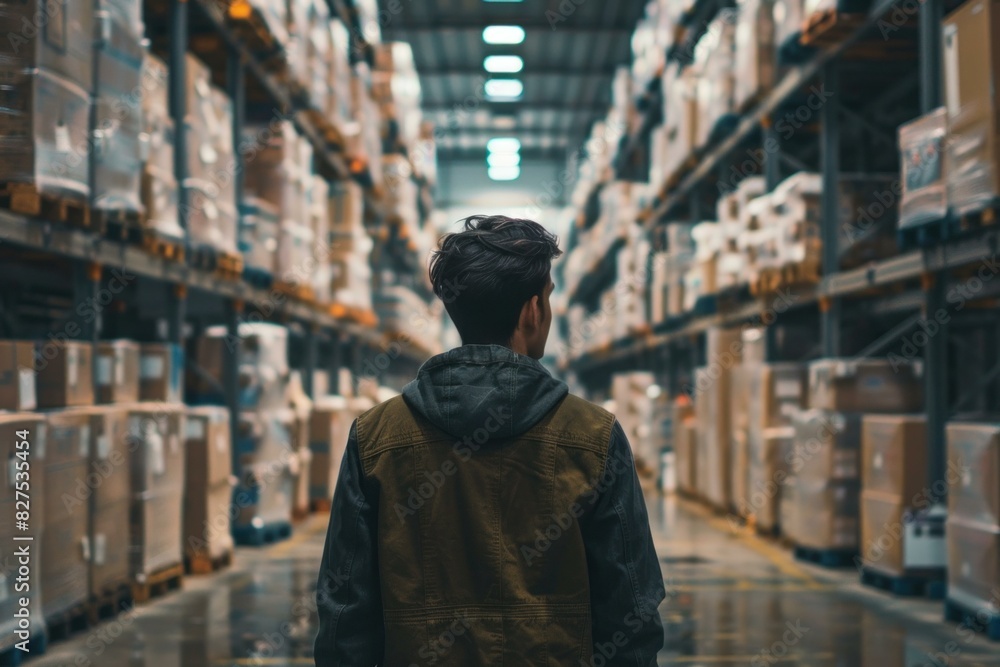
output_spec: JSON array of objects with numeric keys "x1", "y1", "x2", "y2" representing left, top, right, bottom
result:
[
  {"x1": 286, "y1": 0, "x2": 313, "y2": 95},
  {"x1": 693, "y1": 11, "x2": 737, "y2": 148},
  {"x1": 0, "y1": 414, "x2": 45, "y2": 653},
  {"x1": 943, "y1": 0, "x2": 1000, "y2": 214},
  {"x1": 946, "y1": 421, "x2": 1000, "y2": 612},
  {"x1": 860, "y1": 415, "x2": 934, "y2": 575},
  {"x1": 630, "y1": 5, "x2": 668, "y2": 95},
  {"x1": 693, "y1": 328, "x2": 742, "y2": 509},
  {"x1": 808, "y1": 358, "x2": 924, "y2": 413},
  {"x1": 234, "y1": 410, "x2": 296, "y2": 532},
  {"x1": 733, "y1": 0, "x2": 776, "y2": 112},
  {"x1": 372, "y1": 43, "x2": 423, "y2": 151},
  {"x1": 184, "y1": 407, "x2": 235, "y2": 564},
  {"x1": 612, "y1": 67, "x2": 639, "y2": 135},
  {"x1": 0, "y1": 341, "x2": 36, "y2": 411},
  {"x1": 277, "y1": 220, "x2": 317, "y2": 287},
  {"x1": 185, "y1": 55, "x2": 238, "y2": 256},
  {"x1": 35, "y1": 340, "x2": 94, "y2": 408},
  {"x1": 718, "y1": 176, "x2": 766, "y2": 231},
  {"x1": 308, "y1": 176, "x2": 332, "y2": 303},
  {"x1": 128, "y1": 404, "x2": 186, "y2": 580},
  {"x1": 93, "y1": 14, "x2": 145, "y2": 216},
  {"x1": 374, "y1": 287, "x2": 443, "y2": 356},
  {"x1": 747, "y1": 427, "x2": 794, "y2": 532},
  {"x1": 791, "y1": 409, "x2": 863, "y2": 483},
  {"x1": 898, "y1": 108, "x2": 948, "y2": 229},
  {"x1": 353, "y1": 0, "x2": 381, "y2": 44},
  {"x1": 683, "y1": 223, "x2": 721, "y2": 310},
  {"x1": 309, "y1": 396, "x2": 353, "y2": 503},
  {"x1": 674, "y1": 401, "x2": 698, "y2": 495},
  {"x1": 41, "y1": 410, "x2": 92, "y2": 618},
  {"x1": 87, "y1": 407, "x2": 131, "y2": 598},
  {"x1": 239, "y1": 200, "x2": 280, "y2": 275},
  {"x1": 326, "y1": 20, "x2": 353, "y2": 130},
  {"x1": 781, "y1": 475, "x2": 860, "y2": 550},
  {"x1": 140, "y1": 54, "x2": 182, "y2": 242},
  {"x1": 285, "y1": 374, "x2": 313, "y2": 519},
  {"x1": 96, "y1": 340, "x2": 141, "y2": 404},
  {"x1": 189, "y1": 324, "x2": 290, "y2": 407},
  {"x1": 347, "y1": 67, "x2": 384, "y2": 188},
  {"x1": 411, "y1": 120, "x2": 438, "y2": 186},
  {"x1": 731, "y1": 366, "x2": 751, "y2": 513},
  {"x1": 773, "y1": 0, "x2": 806, "y2": 51},
  {"x1": 139, "y1": 343, "x2": 184, "y2": 403},
  {"x1": 249, "y1": 0, "x2": 289, "y2": 46},
  {"x1": 383, "y1": 154, "x2": 420, "y2": 232},
  {"x1": 98, "y1": 0, "x2": 144, "y2": 40},
  {"x1": 611, "y1": 373, "x2": 662, "y2": 473},
  {"x1": 0, "y1": 1, "x2": 93, "y2": 88},
  {"x1": 661, "y1": 64, "x2": 699, "y2": 183},
  {"x1": 651, "y1": 250, "x2": 693, "y2": 323}
]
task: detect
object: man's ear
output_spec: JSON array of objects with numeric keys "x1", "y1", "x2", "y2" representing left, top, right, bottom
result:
[{"x1": 520, "y1": 295, "x2": 540, "y2": 331}]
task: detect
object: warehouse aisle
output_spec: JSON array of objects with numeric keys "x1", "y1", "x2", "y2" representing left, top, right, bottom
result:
[{"x1": 24, "y1": 499, "x2": 1000, "y2": 667}]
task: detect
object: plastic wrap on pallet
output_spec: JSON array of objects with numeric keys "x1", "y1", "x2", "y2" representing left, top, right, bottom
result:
[
  {"x1": 96, "y1": 340, "x2": 141, "y2": 404},
  {"x1": 309, "y1": 396, "x2": 353, "y2": 503},
  {"x1": 98, "y1": 0, "x2": 144, "y2": 40},
  {"x1": 0, "y1": 415, "x2": 45, "y2": 652},
  {"x1": 348, "y1": 68, "x2": 384, "y2": 188},
  {"x1": 286, "y1": 0, "x2": 312, "y2": 92},
  {"x1": 234, "y1": 410, "x2": 295, "y2": 530},
  {"x1": 0, "y1": 1, "x2": 94, "y2": 88},
  {"x1": 94, "y1": 14, "x2": 145, "y2": 215},
  {"x1": 943, "y1": 0, "x2": 1000, "y2": 216},
  {"x1": 694, "y1": 10, "x2": 737, "y2": 149},
  {"x1": 42, "y1": 410, "x2": 91, "y2": 618},
  {"x1": 898, "y1": 108, "x2": 948, "y2": 229},
  {"x1": 276, "y1": 220, "x2": 317, "y2": 287},
  {"x1": 240, "y1": 199, "x2": 280, "y2": 274},
  {"x1": 0, "y1": 68, "x2": 91, "y2": 200},
  {"x1": 733, "y1": 0, "x2": 775, "y2": 111},
  {"x1": 611, "y1": 372, "x2": 660, "y2": 473},
  {"x1": 184, "y1": 406, "x2": 234, "y2": 562},
  {"x1": 946, "y1": 421, "x2": 1000, "y2": 529},
  {"x1": 87, "y1": 407, "x2": 131, "y2": 597},
  {"x1": 791, "y1": 408, "x2": 863, "y2": 484},
  {"x1": 139, "y1": 54, "x2": 183, "y2": 241},
  {"x1": 781, "y1": 474, "x2": 860, "y2": 550},
  {"x1": 326, "y1": 19, "x2": 353, "y2": 130},
  {"x1": 808, "y1": 358, "x2": 924, "y2": 413},
  {"x1": 946, "y1": 516, "x2": 1000, "y2": 614},
  {"x1": 127, "y1": 404, "x2": 185, "y2": 579},
  {"x1": 746, "y1": 426, "x2": 794, "y2": 532}
]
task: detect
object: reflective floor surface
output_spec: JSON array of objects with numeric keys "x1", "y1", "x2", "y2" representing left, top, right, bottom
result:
[{"x1": 24, "y1": 495, "x2": 1000, "y2": 666}]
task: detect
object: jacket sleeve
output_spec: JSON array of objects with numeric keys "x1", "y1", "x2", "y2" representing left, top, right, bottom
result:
[
  {"x1": 314, "y1": 422, "x2": 384, "y2": 666},
  {"x1": 580, "y1": 420, "x2": 665, "y2": 666}
]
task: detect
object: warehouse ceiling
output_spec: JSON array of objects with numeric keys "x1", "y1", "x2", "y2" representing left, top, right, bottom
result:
[{"x1": 381, "y1": 0, "x2": 647, "y2": 165}]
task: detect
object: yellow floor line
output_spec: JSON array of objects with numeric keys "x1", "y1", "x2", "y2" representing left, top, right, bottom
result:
[{"x1": 268, "y1": 517, "x2": 328, "y2": 557}]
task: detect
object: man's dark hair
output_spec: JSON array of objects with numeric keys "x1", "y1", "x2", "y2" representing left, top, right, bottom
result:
[{"x1": 429, "y1": 215, "x2": 562, "y2": 345}]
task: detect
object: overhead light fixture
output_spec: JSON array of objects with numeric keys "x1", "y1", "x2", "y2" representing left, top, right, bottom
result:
[
  {"x1": 487, "y1": 152, "x2": 521, "y2": 167},
  {"x1": 484, "y1": 55, "x2": 523, "y2": 73},
  {"x1": 485, "y1": 78, "x2": 523, "y2": 99},
  {"x1": 492, "y1": 115, "x2": 517, "y2": 129},
  {"x1": 486, "y1": 137, "x2": 521, "y2": 153},
  {"x1": 488, "y1": 165, "x2": 521, "y2": 181},
  {"x1": 482, "y1": 25, "x2": 525, "y2": 45}
]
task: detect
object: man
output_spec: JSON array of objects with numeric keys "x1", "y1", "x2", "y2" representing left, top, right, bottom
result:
[{"x1": 315, "y1": 215, "x2": 665, "y2": 666}]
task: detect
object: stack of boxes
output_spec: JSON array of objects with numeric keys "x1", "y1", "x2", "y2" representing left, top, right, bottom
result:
[
  {"x1": 328, "y1": 181, "x2": 374, "y2": 312},
  {"x1": 309, "y1": 396, "x2": 355, "y2": 507},
  {"x1": 183, "y1": 407, "x2": 234, "y2": 569},
  {"x1": 372, "y1": 43, "x2": 424, "y2": 154},
  {"x1": 374, "y1": 287, "x2": 443, "y2": 356},
  {"x1": 185, "y1": 55, "x2": 238, "y2": 258},
  {"x1": 693, "y1": 11, "x2": 737, "y2": 148},
  {"x1": 140, "y1": 54, "x2": 182, "y2": 242},
  {"x1": 946, "y1": 421, "x2": 1000, "y2": 615},
  {"x1": 87, "y1": 407, "x2": 132, "y2": 600},
  {"x1": 693, "y1": 328, "x2": 742, "y2": 510},
  {"x1": 0, "y1": 1, "x2": 93, "y2": 202},
  {"x1": 651, "y1": 223, "x2": 695, "y2": 323},
  {"x1": 898, "y1": 108, "x2": 948, "y2": 229},
  {"x1": 781, "y1": 360, "x2": 923, "y2": 553},
  {"x1": 93, "y1": 0, "x2": 146, "y2": 219},
  {"x1": 611, "y1": 373, "x2": 664, "y2": 476},
  {"x1": 673, "y1": 398, "x2": 698, "y2": 495}
]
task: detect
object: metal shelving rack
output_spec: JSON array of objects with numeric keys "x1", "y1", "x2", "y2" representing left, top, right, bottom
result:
[
  {"x1": 0, "y1": 0, "x2": 428, "y2": 439},
  {"x1": 563, "y1": 0, "x2": 1000, "y2": 496}
]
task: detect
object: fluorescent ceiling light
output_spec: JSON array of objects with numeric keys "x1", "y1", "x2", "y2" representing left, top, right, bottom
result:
[
  {"x1": 486, "y1": 137, "x2": 521, "y2": 153},
  {"x1": 487, "y1": 152, "x2": 521, "y2": 167},
  {"x1": 482, "y1": 25, "x2": 525, "y2": 44},
  {"x1": 488, "y1": 165, "x2": 521, "y2": 181},
  {"x1": 485, "y1": 78, "x2": 523, "y2": 99},
  {"x1": 484, "y1": 55, "x2": 523, "y2": 73}
]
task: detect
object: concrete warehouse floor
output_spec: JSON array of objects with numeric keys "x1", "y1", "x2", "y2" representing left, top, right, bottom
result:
[{"x1": 23, "y1": 497, "x2": 1000, "y2": 667}]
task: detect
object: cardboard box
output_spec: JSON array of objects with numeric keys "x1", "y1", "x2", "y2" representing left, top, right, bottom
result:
[
  {"x1": 947, "y1": 421, "x2": 1000, "y2": 527},
  {"x1": 309, "y1": 399, "x2": 353, "y2": 503},
  {"x1": 84, "y1": 406, "x2": 131, "y2": 594},
  {"x1": 234, "y1": 411, "x2": 295, "y2": 528},
  {"x1": 746, "y1": 363, "x2": 806, "y2": 469},
  {"x1": 0, "y1": 341, "x2": 37, "y2": 411},
  {"x1": 35, "y1": 340, "x2": 93, "y2": 408},
  {"x1": 861, "y1": 415, "x2": 928, "y2": 497},
  {"x1": 781, "y1": 476, "x2": 860, "y2": 550},
  {"x1": 943, "y1": 0, "x2": 1000, "y2": 214},
  {"x1": 673, "y1": 400, "x2": 697, "y2": 494},
  {"x1": 91, "y1": 498, "x2": 131, "y2": 596},
  {"x1": 899, "y1": 108, "x2": 948, "y2": 229},
  {"x1": 0, "y1": 415, "x2": 46, "y2": 650},
  {"x1": 0, "y1": 0, "x2": 94, "y2": 87},
  {"x1": 184, "y1": 407, "x2": 234, "y2": 561},
  {"x1": 791, "y1": 409, "x2": 863, "y2": 484},
  {"x1": 860, "y1": 492, "x2": 913, "y2": 575},
  {"x1": 140, "y1": 343, "x2": 184, "y2": 403},
  {"x1": 745, "y1": 427, "x2": 794, "y2": 532},
  {"x1": 808, "y1": 359, "x2": 923, "y2": 413},
  {"x1": 42, "y1": 410, "x2": 91, "y2": 617},
  {"x1": 97, "y1": 340, "x2": 141, "y2": 404},
  {"x1": 947, "y1": 516, "x2": 1000, "y2": 612}
]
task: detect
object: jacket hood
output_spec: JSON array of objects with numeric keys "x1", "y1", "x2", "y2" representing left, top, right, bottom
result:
[{"x1": 402, "y1": 345, "x2": 568, "y2": 441}]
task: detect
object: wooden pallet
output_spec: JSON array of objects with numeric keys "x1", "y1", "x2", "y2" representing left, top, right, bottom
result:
[
  {"x1": 328, "y1": 302, "x2": 378, "y2": 327},
  {"x1": 131, "y1": 562, "x2": 184, "y2": 605},
  {"x1": 750, "y1": 267, "x2": 783, "y2": 297},
  {"x1": 954, "y1": 201, "x2": 999, "y2": 233},
  {"x1": 98, "y1": 208, "x2": 144, "y2": 243},
  {"x1": 793, "y1": 545, "x2": 858, "y2": 569},
  {"x1": 0, "y1": 182, "x2": 93, "y2": 231},
  {"x1": 945, "y1": 596, "x2": 1000, "y2": 641},
  {"x1": 215, "y1": 252, "x2": 245, "y2": 282},
  {"x1": 860, "y1": 566, "x2": 946, "y2": 599},
  {"x1": 141, "y1": 230, "x2": 186, "y2": 263},
  {"x1": 801, "y1": 9, "x2": 866, "y2": 48},
  {"x1": 87, "y1": 581, "x2": 133, "y2": 625},
  {"x1": 275, "y1": 280, "x2": 316, "y2": 304},
  {"x1": 186, "y1": 548, "x2": 234, "y2": 576}
]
